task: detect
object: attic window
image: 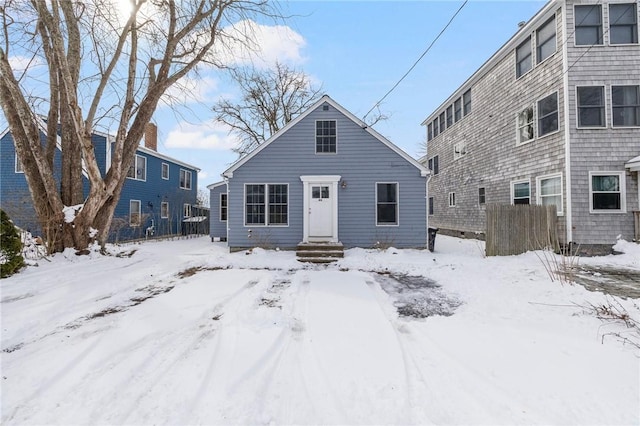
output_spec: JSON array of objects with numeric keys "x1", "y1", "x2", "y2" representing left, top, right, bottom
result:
[
  {"x1": 316, "y1": 120, "x2": 337, "y2": 153},
  {"x1": 322, "y1": 104, "x2": 329, "y2": 111}
]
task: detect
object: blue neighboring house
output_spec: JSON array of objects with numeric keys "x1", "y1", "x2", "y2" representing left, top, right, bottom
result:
[
  {"x1": 208, "y1": 95, "x2": 430, "y2": 251},
  {"x1": 0, "y1": 122, "x2": 201, "y2": 242}
]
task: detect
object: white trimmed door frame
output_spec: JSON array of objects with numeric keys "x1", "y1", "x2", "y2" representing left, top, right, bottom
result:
[{"x1": 300, "y1": 175, "x2": 340, "y2": 243}]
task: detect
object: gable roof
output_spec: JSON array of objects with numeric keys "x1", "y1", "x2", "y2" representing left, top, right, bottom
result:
[
  {"x1": 223, "y1": 95, "x2": 429, "y2": 178},
  {"x1": 207, "y1": 180, "x2": 227, "y2": 190}
]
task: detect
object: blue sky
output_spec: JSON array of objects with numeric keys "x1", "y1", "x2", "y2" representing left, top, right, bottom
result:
[
  {"x1": 155, "y1": 0, "x2": 547, "y2": 189},
  {"x1": 4, "y1": 1, "x2": 548, "y2": 191}
]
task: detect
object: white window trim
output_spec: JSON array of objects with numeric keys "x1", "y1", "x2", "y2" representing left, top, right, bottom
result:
[
  {"x1": 160, "y1": 201, "x2": 169, "y2": 219},
  {"x1": 15, "y1": 153, "x2": 23, "y2": 173},
  {"x1": 375, "y1": 182, "x2": 399, "y2": 227},
  {"x1": 515, "y1": 36, "x2": 533, "y2": 79},
  {"x1": 453, "y1": 141, "x2": 467, "y2": 160},
  {"x1": 179, "y1": 169, "x2": 192, "y2": 190},
  {"x1": 536, "y1": 91, "x2": 560, "y2": 139},
  {"x1": 219, "y1": 193, "x2": 227, "y2": 222},
  {"x1": 448, "y1": 192, "x2": 456, "y2": 207},
  {"x1": 314, "y1": 119, "x2": 338, "y2": 155},
  {"x1": 536, "y1": 14, "x2": 557, "y2": 65},
  {"x1": 129, "y1": 200, "x2": 141, "y2": 226},
  {"x1": 610, "y1": 85, "x2": 640, "y2": 128},
  {"x1": 511, "y1": 179, "x2": 531, "y2": 205},
  {"x1": 428, "y1": 155, "x2": 439, "y2": 175},
  {"x1": 536, "y1": 173, "x2": 564, "y2": 216},
  {"x1": 573, "y1": 4, "x2": 604, "y2": 48},
  {"x1": 243, "y1": 183, "x2": 290, "y2": 227},
  {"x1": 589, "y1": 171, "x2": 627, "y2": 213},
  {"x1": 127, "y1": 154, "x2": 147, "y2": 182},
  {"x1": 183, "y1": 203, "x2": 192, "y2": 218},
  {"x1": 428, "y1": 196, "x2": 434, "y2": 216},
  {"x1": 161, "y1": 162, "x2": 169, "y2": 180},
  {"x1": 607, "y1": 3, "x2": 639, "y2": 46},
  {"x1": 516, "y1": 105, "x2": 535, "y2": 146},
  {"x1": 576, "y1": 85, "x2": 607, "y2": 129}
]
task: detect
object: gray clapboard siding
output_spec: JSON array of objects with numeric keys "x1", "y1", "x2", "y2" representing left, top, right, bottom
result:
[{"x1": 223, "y1": 97, "x2": 428, "y2": 250}]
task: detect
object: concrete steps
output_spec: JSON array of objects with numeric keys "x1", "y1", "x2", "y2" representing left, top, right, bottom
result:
[{"x1": 296, "y1": 242, "x2": 344, "y2": 263}]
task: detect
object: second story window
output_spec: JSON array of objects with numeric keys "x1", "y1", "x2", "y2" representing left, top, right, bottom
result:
[
  {"x1": 427, "y1": 122, "x2": 433, "y2": 141},
  {"x1": 180, "y1": 169, "x2": 192, "y2": 190},
  {"x1": 463, "y1": 89, "x2": 472, "y2": 116},
  {"x1": 316, "y1": 120, "x2": 336, "y2": 153},
  {"x1": 428, "y1": 155, "x2": 439, "y2": 175},
  {"x1": 577, "y1": 86, "x2": 605, "y2": 127},
  {"x1": 453, "y1": 141, "x2": 467, "y2": 160},
  {"x1": 536, "y1": 16, "x2": 556, "y2": 63},
  {"x1": 161, "y1": 162, "x2": 169, "y2": 180},
  {"x1": 433, "y1": 118, "x2": 439, "y2": 137},
  {"x1": 439, "y1": 112, "x2": 446, "y2": 133},
  {"x1": 575, "y1": 5, "x2": 603, "y2": 45},
  {"x1": 516, "y1": 37, "x2": 532, "y2": 78},
  {"x1": 612, "y1": 85, "x2": 640, "y2": 127},
  {"x1": 454, "y1": 98, "x2": 462, "y2": 122},
  {"x1": 609, "y1": 3, "x2": 638, "y2": 45},
  {"x1": 446, "y1": 105, "x2": 453, "y2": 128},
  {"x1": 537, "y1": 92, "x2": 559, "y2": 137},
  {"x1": 127, "y1": 154, "x2": 146, "y2": 181}
]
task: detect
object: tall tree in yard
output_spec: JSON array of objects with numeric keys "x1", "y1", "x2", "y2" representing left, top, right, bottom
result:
[
  {"x1": 213, "y1": 61, "x2": 323, "y2": 156},
  {"x1": 0, "y1": 0, "x2": 275, "y2": 253}
]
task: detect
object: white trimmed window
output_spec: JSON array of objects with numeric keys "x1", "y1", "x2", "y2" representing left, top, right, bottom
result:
[
  {"x1": 127, "y1": 154, "x2": 146, "y2": 181},
  {"x1": 609, "y1": 3, "x2": 638, "y2": 45},
  {"x1": 517, "y1": 106, "x2": 534, "y2": 145},
  {"x1": 427, "y1": 122, "x2": 433, "y2": 141},
  {"x1": 515, "y1": 37, "x2": 532, "y2": 78},
  {"x1": 15, "y1": 153, "x2": 23, "y2": 173},
  {"x1": 448, "y1": 192, "x2": 456, "y2": 207},
  {"x1": 376, "y1": 183, "x2": 398, "y2": 226},
  {"x1": 536, "y1": 16, "x2": 556, "y2": 63},
  {"x1": 575, "y1": 4, "x2": 603, "y2": 46},
  {"x1": 612, "y1": 85, "x2": 640, "y2": 127},
  {"x1": 537, "y1": 174, "x2": 563, "y2": 215},
  {"x1": 428, "y1": 155, "x2": 439, "y2": 175},
  {"x1": 161, "y1": 201, "x2": 169, "y2": 219},
  {"x1": 220, "y1": 193, "x2": 228, "y2": 222},
  {"x1": 454, "y1": 98, "x2": 462, "y2": 122},
  {"x1": 439, "y1": 112, "x2": 446, "y2": 133},
  {"x1": 463, "y1": 89, "x2": 472, "y2": 116},
  {"x1": 161, "y1": 162, "x2": 169, "y2": 180},
  {"x1": 453, "y1": 141, "x2": 467, "y2": 160},
  {"x1": 589, "y1": 172, "x2": 626, "y2": 212},
  {"x1": 183, "y1": 203, "x2": 192, "y2": 218},
  {"x1": 537, "y1": 92, "x2": 559, "y2": 136},
  {"x1": 316, "y1": 120, "x2": 337, "y2": 153},
  {"x1": 433, "y1": 118, "x2": 439, "y2": 137},
  {"x1": 245, "y1": 184, "x2": 288, "y2": 226},
  {"x1": 180, "y1": 169, "x2": 192, "y2": 190},
  {"x1": 130, "y1": 200, "x2": 141, "y2": 226},
  {"x1": 446, "y1": 105, "x2": 453, "y2": 129},
  {"x1": 577, "y1": 86, "x2": 605, "y2": 127},
  {"x1": 429, "y1": 196, "x2": 434, "y2": 215},
  {"x1": 511, "y1": 180, "x2": 531, "y2": 205}
]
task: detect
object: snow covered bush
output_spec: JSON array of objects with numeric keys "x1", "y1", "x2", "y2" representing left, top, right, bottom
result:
[{"x1": 1, "y1": 209, "x2": 25, "y2": 278}]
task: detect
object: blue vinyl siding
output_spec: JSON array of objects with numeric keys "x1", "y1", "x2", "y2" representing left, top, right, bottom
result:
[
  {"x1": 208, "y1": 182, "x2": 228, "y2": 241},
  {"x1": 225, "y1": 100, "x2": 428, "y2": 249},
  {"x1": 0, "y1": 129, "x2": 198, "y2": 242}
]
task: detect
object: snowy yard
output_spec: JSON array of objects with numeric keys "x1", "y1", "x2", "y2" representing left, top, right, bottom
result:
[{"x1": 1, "y1": 235, "x2": 639, "y2": 425}]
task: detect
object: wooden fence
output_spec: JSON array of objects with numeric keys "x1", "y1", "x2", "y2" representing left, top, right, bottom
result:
[{"x1": 486, "y1": 204, "x2": 559, "y2": 256}]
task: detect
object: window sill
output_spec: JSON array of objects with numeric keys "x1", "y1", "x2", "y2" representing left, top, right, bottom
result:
[
  {"x1": 576, "y1": 125, "x2": 607, "y2": 130},
  {"x1": 537, "y1": 128, "x2": 561, "y2": 140},
  {"x1": 589, "y1": 210, "x2": 627, "y2": 214},
  {"x1": 516, "y1": 138, "x2": 535, "y2": 147}
]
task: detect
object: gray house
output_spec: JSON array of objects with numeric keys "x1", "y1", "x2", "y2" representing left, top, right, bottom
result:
[
  {"x1": 208, "y1": 95, "x2": 429, "y2": 252},
  {"x1": 421, "y1": 0, "x2": 640, "y2": 254}
]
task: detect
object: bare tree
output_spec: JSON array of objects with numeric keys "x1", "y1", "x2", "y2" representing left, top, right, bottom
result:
[
  {"x1": 213, "y1": 60, "x2": 323, "y2": 156},
  {"x1": 0, "y1": 0, "x2": 277, "y2": 253}
]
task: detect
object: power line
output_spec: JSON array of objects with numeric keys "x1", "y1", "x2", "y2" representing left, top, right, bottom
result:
[{"x1": 362, "y1": 0, "x2": 469, "y2": 123}]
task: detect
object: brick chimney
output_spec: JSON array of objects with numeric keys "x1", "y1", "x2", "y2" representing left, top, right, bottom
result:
[{"x1": 145, "y1": 122, "x2": 157, "y2": 151}]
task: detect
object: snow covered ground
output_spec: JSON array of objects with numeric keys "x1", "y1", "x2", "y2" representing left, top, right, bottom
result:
[{"x1": 1, "y1": 235, "x2": 639, "y2": 425}]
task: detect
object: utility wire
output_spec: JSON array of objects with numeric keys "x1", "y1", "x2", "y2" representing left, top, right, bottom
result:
[{"x1": 362, "y1": 0, "x2": 469, "y2": 123}]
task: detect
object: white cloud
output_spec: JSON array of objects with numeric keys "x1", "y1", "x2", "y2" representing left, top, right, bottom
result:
[
  {"x1": 165, "y1": 120, "x2": 240, "y2": 151},
  {"x1": 162, "y1": 75, "x2": 219, "y2": 106},
  {"x1": 215, "y1": 20, "x2": 307, "y2": 68},
  {"x1": 8, "y1": 55, "x2": 44, "y2": 73}
]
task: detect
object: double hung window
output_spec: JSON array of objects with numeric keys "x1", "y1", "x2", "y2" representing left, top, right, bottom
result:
[
  {"x1": 130, "y1": 200, "x2": 141, "y2": 226},
  {"x1": 180, "y1": 169, "x2": 192, "y2": 190},
  {"x1": 512, "y1": 181, "x2": 531, "y2": 205},
  {"x1": 536, "y1": 17, "x2": 557, "y2": 63},
  {"x1": 612, "y1": 85, "x2": 640, "y2": 127},
  {"x1": 516, "y1": 37, "x2": 532, "y2": 77},
  {"x1": 517, "y1": 106, "x2": 534, "y2": 144},
  {"x1": 609, "y1": 3, "x2": 638, "y2": 45},
  {"x1": 245, "y1": 184, "x2": 288, "y2": 225},
  {"x1": 537, "y1": 92, "x2": 559, "y2": 136},
  {"x1": 376, "y1": 183, "x2": 398, "y2": 225},
  {"x1": 577, "y1": 86, "x2": 605, "y2": 127},
  {"x1": 316, "y1": 120, "x2": 337, "y2": 153},
  {"x1": 575, "y1": 5, "x2": 603, "y2": 45},
  {"x1": 537, "y1": 175, "x2": 563, "y2": 215},
  {"x1": 220, "y1": 194, "x2": 228, "y2": 221},
  {"x1": 127, "y1": 155, "x2": 147, "y2": 181},
  {"x1": 590, "y1": 172, "x2": 625, "y2": 212}
]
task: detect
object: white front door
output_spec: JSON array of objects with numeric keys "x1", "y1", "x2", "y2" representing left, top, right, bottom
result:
[
  {"x1": 309, "y1": 185, "x2": 333, "y2": 238},
  {"x1": 300, "y1": 175, "x2": 340, "y2": 243}
]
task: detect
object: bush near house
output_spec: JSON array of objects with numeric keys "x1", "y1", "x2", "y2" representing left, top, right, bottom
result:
[{"x1": 1, "y1": 209, "x2": 25, "y2": 278}]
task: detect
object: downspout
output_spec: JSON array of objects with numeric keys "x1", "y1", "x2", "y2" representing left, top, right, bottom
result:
[
  {"x1": 224, "y1": 176, "x2": 230, "y2": 243},
  {"x1": 561, "y1": 1, "x2": 573, "y2": 245},
  {"x1": 426, "y1": 172, "x2": 431, "y2": 248}
]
